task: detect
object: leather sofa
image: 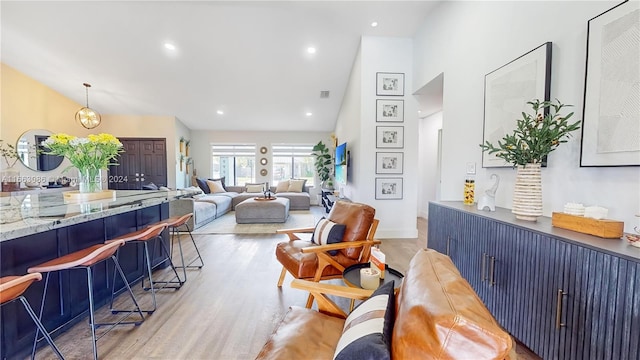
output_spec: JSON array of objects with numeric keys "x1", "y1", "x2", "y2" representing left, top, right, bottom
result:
[{"x1": 256, "y1": 248, "x2": 515, "y2": 359}]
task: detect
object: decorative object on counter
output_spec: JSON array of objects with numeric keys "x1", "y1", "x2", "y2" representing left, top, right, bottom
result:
[
  {"x1": 75, "y1": 83, "x2": 102, "y2": 129},
  {"x1": 0, "y1": 139, "x2": 21, "y2": 192},
  {"x1": 627, "y1": 215, "x2": 640, "y2": 247},
  {"x1": 477, "y1": 174, "x2": 500, "y2": 212},
  {"x1": 43, "y1": 133, "x2": 123, "y2": 194},
  {"x1": 563, "y1": 202, "x2": 585, "y2": 216},
  {"x1": 463, "y1": 175, "x2": 475, "y2": 205},
  {"x1": 584, "y1": 206, "x2": 608, "y2": 220},
  {"x1": 551, "y1": 212, "x2": 623, "y2": 239},
  {"x1": 185, "y1": 139, "x2": 191, "y2": 156},
  {"x1": 311, "y1": 140, "x2": 333, "y2": 189},
  {"x1": 480, "y1": 99, "x2": 581, "y2": 221}
]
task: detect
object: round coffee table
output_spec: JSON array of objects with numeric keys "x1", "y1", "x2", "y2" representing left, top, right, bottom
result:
[{"x1": 343, "y1": 263, "x2": 404, "y2": 310}]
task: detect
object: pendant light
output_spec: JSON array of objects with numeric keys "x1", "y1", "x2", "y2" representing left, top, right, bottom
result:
[{"x1": 75, "y1": 83, "x2": 101, "y2": 129}]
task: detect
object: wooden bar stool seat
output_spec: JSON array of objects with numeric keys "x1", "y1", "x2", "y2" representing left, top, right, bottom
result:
[
  {"x1": 107, "y1": 222, "x2": 183, "y2": 316},
  {"x1": 0, "y1": 273, "x2": 65, "y2": 359},
  {"x1": 27, "y1": 240, "x2": 144, "y2": 360},
  {"x1": 150, "y1": 213, "x2": 204, "y2": 283}
]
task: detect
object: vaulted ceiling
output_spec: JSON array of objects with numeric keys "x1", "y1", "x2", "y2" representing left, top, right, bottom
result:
[{"x1": 2, "y1": 1, "x2": 439, "y2": 132}]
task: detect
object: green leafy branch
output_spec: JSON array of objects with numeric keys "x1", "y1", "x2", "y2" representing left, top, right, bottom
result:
[{"x1": 480, "y1": 99, "x2": 581, "y2": 166}]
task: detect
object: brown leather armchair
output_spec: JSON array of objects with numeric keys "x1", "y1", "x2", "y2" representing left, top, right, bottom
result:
[{"x1": 275, "y1": 201, "x2": 380, "y2": 308}]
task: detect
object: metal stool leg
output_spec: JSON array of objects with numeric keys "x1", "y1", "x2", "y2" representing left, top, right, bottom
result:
[
  {"x1": 173, "y1": 227, "x2": 187, "y2": 282},
  {"x1": 144, "y1": 235, "x2": 184, "y2": 290},
  {"x1": 31, "y1": 272, "x2": 51, "y2": 359},
  {"x1": 111, "y1": 255, "x2": 145, "y2": 323},
  {"x1": 183, "y1": 223, "x2": 204, "y2": 269},
  {"x1": 86, "y1": 267, "x2": 98, "y2": 360},
  {"x1": 142, "y1": 241, "x2": 157, "y2": 314},
  {"x1": 17, "y1": 296, "x2": 64, "y2": 360}
]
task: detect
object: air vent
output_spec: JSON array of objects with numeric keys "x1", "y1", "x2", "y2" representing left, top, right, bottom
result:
[{"x1": 320, "y1": 90, "x2": 330, "y2": 99}]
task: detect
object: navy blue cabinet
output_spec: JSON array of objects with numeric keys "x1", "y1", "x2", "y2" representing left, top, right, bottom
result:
[{"x1": 428, "y1": 202, "x2": 640, "y2": 360}]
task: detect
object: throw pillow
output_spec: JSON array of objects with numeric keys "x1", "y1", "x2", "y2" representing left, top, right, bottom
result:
[
  {"x1": 275, "y1": 180, "x2": 290, "y2": 193},
  {"x1": 207, "y1": 177, "x2": 227, "y2": 191},
  {"x1": 206, "y1": 179, "x2": 226, "y2": 193},
  {"x1": 195, "y1": 177, "x2": 211, "y2": 194},
  {"x1": 311, "y1": 218, "x2": 346, "y2": 256},
  {"x1": 246, "y1": 184, "x2": 264, "y2": 193},
  {"x1": 287, "y1": 179, "x2": 306, "y2": 193},
  {"x1": 333, "y1": 281, "x2": 395, "y2": 360}
]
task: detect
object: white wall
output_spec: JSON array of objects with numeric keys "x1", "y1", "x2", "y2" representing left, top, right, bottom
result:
[
  {"x1": 413, "y1": 1, "x2": 640, "y2": 232},
  {"x1": 189, "y1": 130, "x2": 331, "y2": 200},
  {"x1": 335, "y1": 36, "x2": 418, "y2": 239},
  {"x1": 418, "y1": 111, "x2": 442, "y2": 219}
]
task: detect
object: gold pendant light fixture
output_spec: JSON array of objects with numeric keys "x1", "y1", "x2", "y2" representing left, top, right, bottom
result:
[{"x1": 75, "y1": 83, "x2": 101, "y2": 129}]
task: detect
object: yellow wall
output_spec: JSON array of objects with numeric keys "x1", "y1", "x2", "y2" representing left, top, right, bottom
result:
[{"x1": 0, "y1": 63, "x2": 180, "y2": 188}]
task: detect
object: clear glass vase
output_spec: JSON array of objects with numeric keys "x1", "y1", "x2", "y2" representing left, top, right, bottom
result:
[{"x1": 77, "y1": 167, "x2": 103, "y2": 193}]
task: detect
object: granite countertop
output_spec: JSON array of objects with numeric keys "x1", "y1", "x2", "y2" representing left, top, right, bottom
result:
[{"x1": 0, "y1": 189, "x2": 198, "y2": 242}]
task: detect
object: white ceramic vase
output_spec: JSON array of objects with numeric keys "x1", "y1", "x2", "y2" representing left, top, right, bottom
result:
[{"x1": 512, "y1": 163, "x2": 542, "y2": 221}]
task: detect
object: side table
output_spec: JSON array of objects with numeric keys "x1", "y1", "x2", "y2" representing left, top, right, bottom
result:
[{"x1": 343, "y1": 263, "x2": 404, "y2": 310}]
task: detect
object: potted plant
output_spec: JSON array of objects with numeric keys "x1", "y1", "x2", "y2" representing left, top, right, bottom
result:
[
  {"x1": 311, "y1": 140, "x2": 333, "y2": 189},
  {"x1": 480, "y1": 99, "x2": 580, "y2": 220}
]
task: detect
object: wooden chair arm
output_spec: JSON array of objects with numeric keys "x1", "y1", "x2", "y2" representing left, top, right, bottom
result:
[
  {"x1": 275, "y1": 227, "x2": 315, "y2": 234},
  {"x1": 300, "y1": 239, "x2": 382, "y2": 253},
  {"x1": 291, "y1": 279, "x2": 373, "y2": 318}
]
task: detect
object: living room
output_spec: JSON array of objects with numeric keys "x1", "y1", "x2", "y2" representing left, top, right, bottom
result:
[{"x1": 1, "y1": 1, "x2": 639, "y2": 359}]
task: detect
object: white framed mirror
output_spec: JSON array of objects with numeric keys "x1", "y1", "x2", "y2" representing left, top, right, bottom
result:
[{"x1": 17, "y1": 129, "x2": 64, "y2": 171}]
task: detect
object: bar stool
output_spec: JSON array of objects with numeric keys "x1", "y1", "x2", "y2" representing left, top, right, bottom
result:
[
  {"x1": 107, "y1": 222, "x2": 182, "y2": 315},
  {"x1": 0, "y1": 273, "x2": 65, "y2": 359},
  {"x1": 27, "y1": 240, "x2": 144, "y2": 360},
  {"x1": 159, "y1": 213, "x2": 204, "y2": 282}
]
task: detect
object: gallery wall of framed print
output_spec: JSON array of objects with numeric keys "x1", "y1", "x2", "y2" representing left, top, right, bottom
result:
[
  {"x1": 376, "y1": 72, "x2": 404, "y2": 96},
  {"x1": 376, "y1": 152, "x2": 404, "y2": 174},
  {"x1": 482, "y1": 42, "x2": 552, "y2": 168},
  {"x1": 375, "y1": 178, "x2": 403, "y2": 200},
  {"x1": 376, "y1": 126, "x2": 404, "y2": 148},
  {"x1": 376, "y1": 99, "x2": 404, "y2": 122},
  {"x1": 580, "y1": 0, "x2": 640, "y2": 167}
]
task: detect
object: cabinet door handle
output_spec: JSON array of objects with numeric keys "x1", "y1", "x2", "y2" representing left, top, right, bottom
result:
[
  {"x1": 556, "y1": 289, "x2": 567, "y2": 329},
  {"x1": 489, "y1": 256, "x2": 496, "y2": 286},
  {"x1": 446, "y1": 237, "x2": 451, "y2": 256},
  {"x1": 481, "y1": 253, "x2": 487, "y2": 282}
]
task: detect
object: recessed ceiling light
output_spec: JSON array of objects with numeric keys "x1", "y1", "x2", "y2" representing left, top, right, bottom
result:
[
  {"x1": 216, "y1": 110, "x2": 224, "y2": 115},
  {"x1": 307, "y1": 47, "x2": 316, "y2": 54},
  {"x1": 164, "y1": 43, "x2": 176, "y2": 51},
  {"x1": 305, "y1": 112, "x2": 313, "y2": 117},
  {"x1": 371, "y1": 21, "x2": 378, "y2": 27}
]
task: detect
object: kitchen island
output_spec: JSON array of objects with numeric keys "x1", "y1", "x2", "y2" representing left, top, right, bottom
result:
[{"x1": 0, "y1": 189, "x2": 195, "y2": 359}]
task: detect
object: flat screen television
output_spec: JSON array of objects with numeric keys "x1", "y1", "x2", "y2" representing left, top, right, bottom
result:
[{"x1": 335, "y1": 142, "x2": 348, "y2": 185}]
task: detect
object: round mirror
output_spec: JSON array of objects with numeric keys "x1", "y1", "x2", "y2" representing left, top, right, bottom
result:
[
  {"x1": 260, "y1": 146, "x2": 268, "y2": 154},
  {"x1": 260, "y1": 169, "x2": 268, "y2": 176},
  {"x1": 17, "y1": 129, "x2": 64, "y2": 171},
  {"x1": 260, "y1": 158, "x2": 268, "y2": 166}
]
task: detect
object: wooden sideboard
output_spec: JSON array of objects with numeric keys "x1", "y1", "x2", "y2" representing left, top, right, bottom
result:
[{"x1": 428, "y1": 201, "x2": 639, "y2": 360}]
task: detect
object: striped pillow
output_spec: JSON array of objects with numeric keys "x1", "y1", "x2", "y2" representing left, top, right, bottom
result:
[
  {"x1": 311, "y1": 218, "x2": 346, "y2": 256},
  {"x1": 333, "y1": 281, "x2": 395, "y2": 360}
]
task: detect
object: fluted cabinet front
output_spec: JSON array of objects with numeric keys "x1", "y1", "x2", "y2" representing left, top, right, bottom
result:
[{"x1": 427, "y1": 201, "x2": 640, "y2": 360}]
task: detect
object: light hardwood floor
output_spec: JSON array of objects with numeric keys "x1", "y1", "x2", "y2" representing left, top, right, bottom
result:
[{"x1": 32, "y1": 207, "x2": 539, "y2": 359}]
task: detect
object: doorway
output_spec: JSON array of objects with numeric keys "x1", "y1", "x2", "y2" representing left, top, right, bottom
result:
[{"x1": 108, "y1": 138, "x2": 167, "y2": 190}]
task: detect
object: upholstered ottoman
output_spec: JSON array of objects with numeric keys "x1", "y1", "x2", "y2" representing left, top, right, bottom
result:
[{"x1": 235, "y1": 197, "x2": 290, "y2": 223}]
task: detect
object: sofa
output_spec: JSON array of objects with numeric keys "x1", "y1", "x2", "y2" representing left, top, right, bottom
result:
[
  {"x1": 256, "y1": 248, "x2": 515, "y2": 360},
  {"x1": 169, "y1": 178, "x2": 311, "y2": 230}
]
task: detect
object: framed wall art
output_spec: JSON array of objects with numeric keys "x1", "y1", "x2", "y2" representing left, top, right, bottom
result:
[
  {"x1": 375, "y1": 178, "x2": 403, "y2": 200},
  {"x1": 376, "y1": 126, "x2": 404, "y2": 149},
  {"x1": 482, "y1": 42, "x2": 552, "y2": 168},
  {"x1": 376, "y1": 72, "x2": 404, "y2": 96},
  {"x1": 376, "y1": 99, "x2": 404, "y2": 122},
  {"x1": 580, "y1": 0, "x2": 640, "y2": 167},
  {"x1": 376, "y1": 152, "x2": 404, "y2": 174}
]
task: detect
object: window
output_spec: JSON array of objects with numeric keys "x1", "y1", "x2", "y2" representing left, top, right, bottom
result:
[
  {"x1": 211, "y1": 144, "x2": 256, "y2": 186},
  {"x1": 272, "y1": 144, "x2": 315, "y2": 187}
]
